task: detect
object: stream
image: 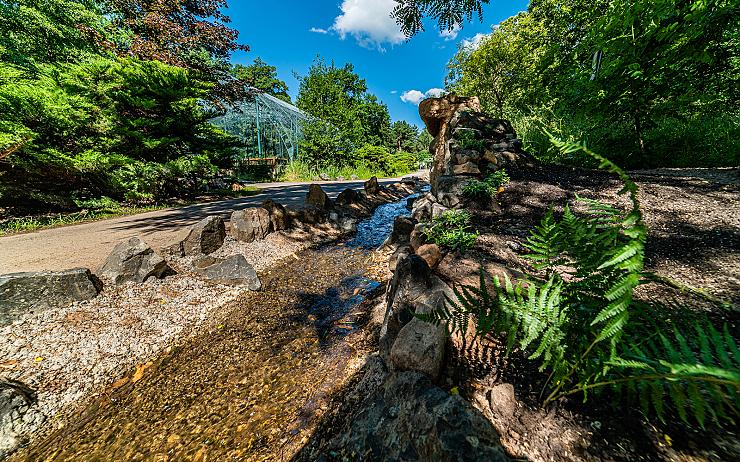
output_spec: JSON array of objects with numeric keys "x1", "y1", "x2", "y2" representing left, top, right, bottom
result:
[{"x1": 16, "y1": 193, "x2": 417, "y2": 462}]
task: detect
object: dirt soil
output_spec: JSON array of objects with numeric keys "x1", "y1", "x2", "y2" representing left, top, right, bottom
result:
[{"x1": 436, "y1": 165, "x2": 739, "y2": 462}]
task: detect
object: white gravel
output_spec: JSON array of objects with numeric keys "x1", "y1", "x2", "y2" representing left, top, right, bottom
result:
[{"x1": 0, "y1": 228, "x2": 336, "y2": 442}]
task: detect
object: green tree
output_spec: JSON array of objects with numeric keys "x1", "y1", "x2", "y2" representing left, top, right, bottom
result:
[
  {"x1": 390, "y1": 120, "x2": 419, "y2": 152},
  {"x1": 232, "y1": 58, "x2": 291, "y2": 103},
  {"x1": 295, "y1": 57, "x2": 392, "y2": 167}
]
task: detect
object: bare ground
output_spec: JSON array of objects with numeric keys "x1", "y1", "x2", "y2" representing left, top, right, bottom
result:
[{"x1": 434, "y1": 165, "x2": 739, "y2": 462}]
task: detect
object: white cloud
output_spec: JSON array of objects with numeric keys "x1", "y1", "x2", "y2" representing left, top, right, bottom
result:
[
  {"x1": 400, "y1": 88, "x2": 447, "y2": 105},
  {"x1": 390, "y1": 90, "x2": 398, "y2": 94},
  {"x1": 461, "y1": 33, "x2": 488, "y2": 50},
  {"x1": 331, "y1": 0, "x2": 405, "y2": 51},
  {"x1": 439, "y1": 24, "x2": 461, "y2": 41},
  {"x1": 309, "y1": 27, "x2": 329, "y2": 34}
]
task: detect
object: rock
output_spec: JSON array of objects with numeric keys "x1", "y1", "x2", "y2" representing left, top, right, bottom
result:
[
  {"x1": 417, "y1": 243, "x2": 443, "y2": 268},
  {"x1": 350, "y1": 174, "x2": 359, "y2": 180},
  {"x1": 390, "y1": 318, "x2": 446, "y2": 379},
  {"x1": 0, "y1": 268, "x2": 102, "y2": 326},
  {"x1": 380, "y1": 254, "x2": 454, "y2": 362},
  {"x1": 305, "y1": 184, "x2": 332, "y2": 209},
  {"x1": 432, "y1": 203, "x2": 449, "y2": 218},
  {"x1": 453, "y1": 161, "x2": 481, "y2": 176},
  {"x1": 406, "y1": 196, "x2": 417, "y2": 211},
  {"x1": 320, "y1": 371, "x2": 509, "y2": 462},
  {"x1": 261, "y1": 200, "x2": 289, "y2": 231},
  {"x1": 288, "y1": 205, "x2": 327, "y2": 226},
  {"x1": 335, "y1": 188, "x2": 362, "y2": 206},
  {"x1": 194, "y1": 254, "x2": 261, "y2": 290},
  {"x1": 0, "y1": 381, "x2": 46, "y2": 459},
  {"x1": 231, "y1": 207, "x2": 271, "y2": 242},
  {"x1": 99, "y1": 237, "x2": 171, "y2": 285},
  {"x1": 411, "y1": 193, "x2": 436, "y2": 222},
  {"x1": 337, "y1": 176, "x2": 346, "y2": 181},
  {"x1": 401, "y1": 176, "x2": 418, "y2": 186},
  {"x1": 181, "y1": 216, "x2": 226, "y2": 256},
  {"x1": 419, "y1": 94, "x2": 482, "y2": 138},
  {"x1": 364, "y1": 176, "x2": 380, "y2": 195},
  {"x1": 438, "y1": 192, "x2": 462, "y2": 209},
  {"x1": 319, "y1": 173, "x2": 330, "y2": 181},
  {"x1": 380, "y1": 216, "x2": 415, "y2": 250},
  {"x1": 410, "y1": 223, "x2": 429, "y2": 251},
  {"x1": 388, "y1": 245, "x2": 413, "y2": 273}
]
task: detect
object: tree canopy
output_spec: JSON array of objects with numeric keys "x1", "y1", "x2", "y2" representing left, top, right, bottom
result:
[{"x1": 232, "y1": 58, "x2": 291, "y2": 103}]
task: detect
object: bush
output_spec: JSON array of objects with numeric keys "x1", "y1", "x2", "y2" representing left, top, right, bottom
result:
[
  {"x1": 454, "y1": 129, "x2": 487, "y2": 152},
  {"x1": 462, "y1": 169, "x2": 511, "y2": 201},
  {"x1": 424, "y1": 210, "x2": 478, "y2": 253}
]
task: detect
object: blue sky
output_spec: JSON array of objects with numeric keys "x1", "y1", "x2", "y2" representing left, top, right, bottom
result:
[{"x1": 226, "y1": 0, "x2": 529, "y2": 127}]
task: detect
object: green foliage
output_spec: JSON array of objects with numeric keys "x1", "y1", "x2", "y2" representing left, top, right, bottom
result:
[
  {"x1": 454, "y1": 130, "x2": 486, "y2": 152},
  {"x1": 392, "y1": 0, "x2": 490, "y2": 37},
  {"x1": 232, "y1": 58, "x2": 291, "y2": 103},
  {"x1": 424, "y1": 210, "x2": 478, "y2": 253},
  {"x1": 278, "y1": 159, "x2": 391, "y2": 183},
  {"x1": 420, "y1": 139, "x2": 739, "y2": 426},
  {"x1": 462, "y1": 169, "x2": 510, "y2": 200},
  {"x1": 296, "y1": 57, "x2": 391, "y2": 151},
  {"x1": 443, "y1": 0, "x2": 739, "y2": 168}
]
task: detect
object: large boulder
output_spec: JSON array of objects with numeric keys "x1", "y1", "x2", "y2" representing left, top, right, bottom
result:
[
  {"x1": 98, "y1": 237, "x2": 171, "y2": 285},
  {"x1": 335, "y1": 188, "x2": 363, "y2": 206},
  {"x1": 0, "y1": 381, "x2": 46, "y2": 459},
  {"x1": 181, "y1": 216, "x2": 226, "y2": 256},
  {"x1": 261, "y1": 200, "x2": 289, "y2": 232},
  {"x1": 317, "y1": 371, "x2": 509, "y2": 462},
  {"x1": 380, "y1": 216, "x2": 416, "y2": 250},
  {"x1": 390, "y1": 317, "x2": 446, "y2": 379},
  {"x1": 194, "y1": 254, "x2": 261, "y2": 290},
  {"x1": 416, "y1": 243, "x2": 443, "y2": 269},
  {"x1": 0, "y1": 269, "x2": 101, "y2": 326},
  {"x1": 287, "y1": 205, "x2": 328, "y2": 227},
  {"x1": 364, "y1": 176, "x2": 380, "y2": 195},
  {"x1": 305, "y1": 184, "x2": 332, "y2": 209},
  {"x1": 380, "y1": 254, "x2": 453, "y2": 362},
  {"x1": 419, "y1": 94, "x2": 482, "y2": 138},
  {"x1": 231, "y1": 207, "x2": 271, "y2": 242}
]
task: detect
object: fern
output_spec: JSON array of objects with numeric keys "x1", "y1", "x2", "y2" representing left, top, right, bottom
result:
[{"x1": 419, "y1": 135, "x2": 739, "y2": 427}]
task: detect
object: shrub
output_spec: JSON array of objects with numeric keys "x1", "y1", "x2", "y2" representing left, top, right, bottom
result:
[
  {"x1": 462, "y1": 169, "x2": 511, "y2": 200},
  {"x1": 421, "y1": 136, "x2": 740, "y2": 427},
  {"x1": 424, "y1": 210, "x2": 478, "y2": 253},
  {"x1": 454, "y1": 129, "x2": 487, "y2": 152}
]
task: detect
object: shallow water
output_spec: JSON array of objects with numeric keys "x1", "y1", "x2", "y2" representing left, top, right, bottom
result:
[
  {"x1": 346, "y1": 186, "x2": 428, "y2": 249},
  {"x1": 16, "y1": 194, "x2": 420, "y2": 462}
]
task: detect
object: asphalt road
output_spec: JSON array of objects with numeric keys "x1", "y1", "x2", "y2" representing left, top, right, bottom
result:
[{"x1": 0, "y1": 178, "x2": 402, "y2": 274}]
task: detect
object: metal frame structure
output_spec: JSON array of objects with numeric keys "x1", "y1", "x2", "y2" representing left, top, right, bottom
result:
[{"x1": 210, "y1": 89, "x2": 307, "y2": 163}]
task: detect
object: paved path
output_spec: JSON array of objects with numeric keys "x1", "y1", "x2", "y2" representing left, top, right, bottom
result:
[{"x1": 0, "y1": 178, "x2": 403, "y2": 274}]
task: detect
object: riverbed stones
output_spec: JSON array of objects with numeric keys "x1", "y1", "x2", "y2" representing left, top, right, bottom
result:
[
  {"x1": 261, "y1": 200, "x2": 289, "y2": 232},
  {"x1": 194, "y1": 254, "x2": 261, "y2": 290},
  {"x1": 99, "y1": 237, "x2": 172, "y2": 285},
  {"x1": 181, "y1": 216, "x2": 226, "y2": 256},
  {"x1": 231, "y1": 207, "x2": 271, "y2": 242},
  {"x1": 0, "y1": 268, "x2": 102, "y2": 326},
  {"x1": 306, "y1": 184, "x2": 332, "y2": 209},
  {"x1": 364, "y1": 176, "x2": 380, "y2": 195},
  {"x1": 321, "y1": 371, "x2": 509, "y2": 462}
]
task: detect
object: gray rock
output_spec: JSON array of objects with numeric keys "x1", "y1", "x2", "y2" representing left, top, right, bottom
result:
[
  {"x1": 391, "y1": 318, "x2": 447, "y2": 379},
  {"x1": 411, "y1": 193, "x2": 436, "y2": 222},
  {"x1": 305, "y1": 184, "x2": 332, "y2": 209},
  {"x1": 432, "y1": 203, "x2": 449, "y2": 218},
  {"x1": 335, "y1": 188, "x2": 362, "y2": 206},
  {"x1": 453, "y1": 161, "x2": 481, "y2": 176},
  {"x1": 364, "y1": 176, "x2": 380, "y2": 195},
  {"x1": 318, "y1": 371, "x2": 509, "y2": 462},
  {"x1": 319, "y1": 173, "x2": 331, "y2": 181},
  {"x1": 288, "y1": 205, "x2": 327, "y2": 226},
  {"x1": 194, "y1": 254, "x2": 261, "y2": 290},
  {"x1": 0, "y1": 268, "x2": 102, "y2": 326},
  {"x1": 261, "y1": 200, "x2": 289, "y2": 232},
  {"x1": 99, "y1": 237, "x2": 171, "y2": 285},
  {"x1": 1, "y1": 381, "x2": 46, "y2": 459},
  {"x1": 380, "y1": 254, "x2": 453, "y2": 362},
  {"x1": 231, "y1": 207, "x2": 271, "y2": 242},
  {"x1": 410, "y1": 223, "x2": 429, "y2": 251},
  {"x1": 182, "y1": 216, "x2": 226, "y2": 256},
  {"x1": 350, "y1": 174, "x2": 359, "y2": 180}
]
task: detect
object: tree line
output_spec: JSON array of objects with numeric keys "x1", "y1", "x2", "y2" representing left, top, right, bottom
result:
[
  {"x1": 397, "y1": 0, "x2": 739, "y2": 168},
  {"x1": 0, "y1": 0, "x2": 429, "y2": 215}
]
